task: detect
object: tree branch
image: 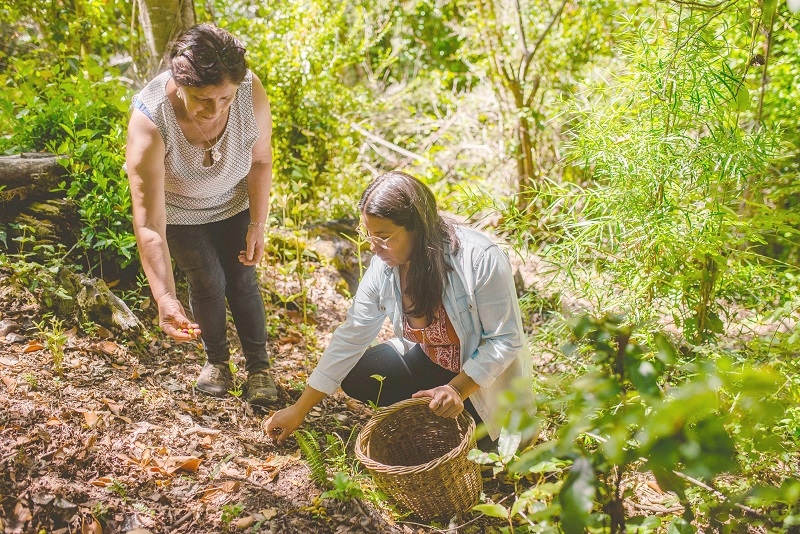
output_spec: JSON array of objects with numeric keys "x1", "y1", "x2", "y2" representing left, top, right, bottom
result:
[
  {"x1": 521, "y1": 0, "x2": 569, "y2": 82},
  {"x1": 660, "y1": 0, "x2": 731, "y2": 10},
  {"x1": 513, "y1": 0, "x2": 530, "y2": 56}
]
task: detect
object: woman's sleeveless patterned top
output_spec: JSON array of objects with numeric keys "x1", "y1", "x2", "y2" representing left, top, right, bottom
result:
[{"x1": 133, "y1": 70, "x2": 260, "y2": 225}]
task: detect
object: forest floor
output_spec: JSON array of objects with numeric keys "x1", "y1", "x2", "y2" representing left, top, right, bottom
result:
[
  {"x1": 0, "y1": 256, "x2": 525, "y2": 534},
  {"x1": 0, "y1": 251, "x2": 736, "y2": 534}
]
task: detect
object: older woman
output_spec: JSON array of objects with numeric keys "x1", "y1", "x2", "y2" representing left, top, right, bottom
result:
[
  {"x1": 266, "y1": 171, "x2": 532, "y2": 447},
  {"x1": 126, "y1": 24, "x2": 277, "y2": 406}
]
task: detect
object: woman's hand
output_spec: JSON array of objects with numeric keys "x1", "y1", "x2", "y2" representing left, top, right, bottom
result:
[
  {"x1": 264, "y1": 404, "x2": 307, "y2": 445},
  {"x1": 157, "y1": 295, "x2": 200, "y2": 342},
  {"x1": 238, "y1": 224, "x2": 265, "y2": 266},
  {"x1": 412, "y1": 384, "x2": 464, "y2": 419}
]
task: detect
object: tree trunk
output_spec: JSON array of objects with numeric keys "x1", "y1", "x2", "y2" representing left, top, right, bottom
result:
[
  {"x1": 0, "y1": 153, "x2": 80, "y2": 256},
  {"x1": 136, "y1": 0, "x2": 195, "y2": 79},
  {"x1": 516, "y1": 113, "x2": 539, "y2": 213},
  {"x1": 0, "y1": 153, "x2": 67, "y2": 202}
]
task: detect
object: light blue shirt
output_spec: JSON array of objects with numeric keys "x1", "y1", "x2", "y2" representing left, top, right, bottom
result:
[{"x1": 308, "y1": 226, "x2": 533, "y2": 440}]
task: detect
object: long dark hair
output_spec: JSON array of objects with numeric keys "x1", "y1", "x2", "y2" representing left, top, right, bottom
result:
[
  {"x1": 359, "y1": 171, "x2": 460, "y2": 322},
  {"x1": 166, "y1": 24, "x2": 247, "y2": 87}
]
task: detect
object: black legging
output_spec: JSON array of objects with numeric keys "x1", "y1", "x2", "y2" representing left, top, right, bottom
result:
[{"x1": 341, "y1": 342, "x2": 497, "y2": 449}]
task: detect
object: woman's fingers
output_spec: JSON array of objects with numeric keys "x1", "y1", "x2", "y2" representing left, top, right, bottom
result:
[
  {"x1": 264, "y1": 409, "x2": 302, "y2": 444},
  {"x1": 415, "y1": 386, "x2": 464, "y2": 419}
]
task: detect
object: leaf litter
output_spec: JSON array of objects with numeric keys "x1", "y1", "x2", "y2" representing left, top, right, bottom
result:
[{"x1": 0, "y1": 262, "x2": 416, "y2": 533}]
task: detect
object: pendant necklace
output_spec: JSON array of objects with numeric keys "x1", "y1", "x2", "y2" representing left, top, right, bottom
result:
[{"x1": 187, "y1": 110, "x2": 223, "y2": 164}]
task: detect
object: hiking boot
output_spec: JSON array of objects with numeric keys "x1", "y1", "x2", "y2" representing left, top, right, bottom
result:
[
  {"x1": 245, "y1": 370, "x2": 278, "y2": 407},
  {"x1": 196, "y1": 362, "x2": 232, "y2": 397}
]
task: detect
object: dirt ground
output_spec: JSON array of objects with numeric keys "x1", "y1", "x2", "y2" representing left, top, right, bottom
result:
[
  {"x1": 0, "y1": 259, "x2": 465, "y2": 534},
  {"x1": 0, "y1": 253, "x2": 742, "y2": 534}
]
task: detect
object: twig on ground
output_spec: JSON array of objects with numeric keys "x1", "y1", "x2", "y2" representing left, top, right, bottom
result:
[
  {"x1": 219, "y1": 474, "x2": 269, "y2": 490},
  {"x1": 673, "y1": 471, "x2": 765, "y2": 518},
  {"x1": 168, "y1": 511, "x2": 193, "y2": 531},
  {"x1": 632, "y1": 502, "x2": 683, "y2": 514}
]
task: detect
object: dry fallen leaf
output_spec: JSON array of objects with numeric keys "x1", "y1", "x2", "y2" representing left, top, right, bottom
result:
[
  {"x1": 140, "y1": 448, "x2": 152, "y2": 467},
  {"x1": 260, "y1": 508, "x2": 278, "y2": 520},
  {"x1": 23, "y1": 341, "x2": 44, "y2": 353},
  {"x1": 177, "y1": 400, "x2": 203, "y2": 415},
  {"x1": 96, "y1": 326, "x2": 113, "y2": 339},
  {"x1": 102, "y1": 398, "x2": 123, "y2": 416},
  {"x1": 646, "y1": 480, "x2": 664, "y2": 494},
  {"x1": 82, "y1": 411, "x2": 101, "y2": 428},
  {"x1": 14, "y1": 501, "x2": 33, "y2": 522},
  {"x1": 164, "y1": 455, "x2": 201, "y2": 474},
  {"x1": 99, "y1": 341, "x2": 119, "y2": 355},
  {"x1": 220, "y1": 465, "x2": 242, "y2": 477},
  {"x1": 1, "y1": 373, "x2": 16, "y2": 393},
  {"x1": 81, "y1": 513, "x2": 103, "y2": 534},
  {"x1": 90, "y1": 476, "x2": 114, "y2": 487},
  {"x1": 200, "y1": 480, "x2": 241, "y2": 502},
  {"x1": 235, "y1": 516, "x2": 255, "y2": 529},
  {"x1": 182, "y1": 425, "x2": 220, "y2": 437},
  {"x1": 278, "y1": 331, "x2": 302, "y2": 344}
]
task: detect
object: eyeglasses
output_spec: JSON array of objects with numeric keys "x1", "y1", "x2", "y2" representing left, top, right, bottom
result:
[
  {"x1": 357, "y1": 227, "x2": 401, "y2": 250},
  {"x1": 176, "y1": 44, "x2": 246, "y2": 70}
]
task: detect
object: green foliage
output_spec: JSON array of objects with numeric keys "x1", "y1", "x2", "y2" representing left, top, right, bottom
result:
[
  {"x1": 266, "y1": 224, "x2": 319, "y2": 323},
  {"x1": 296, "y1": 429, "x2": 329, "y2": 487},
  {"x1": 107, "y1": 478, "x2": 128, "y2": 500},
  {"x1": 220, "y1": 503, "x2": 244, "y2": 526},
  {"x1": 214, "y1": 0, "x2": 371, "y2": 221},
  {"x1": 361, "y1": 0, "x2": 470, "y2": 86},
  {"x1": 0, "y1": 0, "x2": 131, "y2": 67},
  {"x1": 469, "y1": 428, "x2": 565, "y2": 531},
  {"x1": 1, "y1": 46, "x2": 136, "y2": 275},
  {"x1": 296, "y1": 427, "x2": 369, "y2": 504},
  {"x1": 0, "y1": 241, "x2": 74, "y2": 312},
  {"x1": 320, "y1": 472, "x2": 365, "y2": 501},
  {"x1": 227, "y1": 360, "x2": 243, "y2": 398},
  {"x1": 530, "y1": 2, "x2": 797, "y2": 341},
  {"x1": 486, "y1": 314, "x2": 797, "y2": 533},
  {"x1": 368, "y1": 374, "x2": 386, "y2": 410},
  {"x1": 35, "y1": 314, "x2": 68, "y2": 376}
]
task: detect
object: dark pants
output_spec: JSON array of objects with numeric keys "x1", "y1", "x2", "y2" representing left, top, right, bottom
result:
[
  {"x1": 341, "y1": 342, "x2": 496, "y2": 449},
  {"x1": 166, "y1": 209, "x2": 269, "y2": 373}
]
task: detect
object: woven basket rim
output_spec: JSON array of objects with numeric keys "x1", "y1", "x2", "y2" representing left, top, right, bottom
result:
[{"x1": 355, "y1": 398, "x2": 476, "y2": 476}]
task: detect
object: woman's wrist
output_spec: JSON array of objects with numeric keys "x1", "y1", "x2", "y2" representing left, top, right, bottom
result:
[
  {"x1": 248, "y1": 221, "x2": 266, "y2": 227},
  {"x1": 445, "y1": 382, "x2": 464, "y2": 400},
  {"x1": 154, "y1": 291, "x2": 174, "y2": 304}
]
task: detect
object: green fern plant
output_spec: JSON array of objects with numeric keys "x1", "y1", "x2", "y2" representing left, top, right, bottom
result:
[{"x1": 296, "y1": 430, "x2": 328, "y2": 487}]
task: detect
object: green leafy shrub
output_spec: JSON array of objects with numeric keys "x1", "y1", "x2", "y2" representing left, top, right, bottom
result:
[
  {"x1": 214, "y1": 0, "x2": 371, "y2": 222},
  {"x1": 495, "y1": 314, "x2": 798, "y2": 533},
  {"x1": 527, "y1": 2, "x2": 796, "y2": 341},
  {"x1": 1, "y1": 52, "x2": 135, "y2": 276}
]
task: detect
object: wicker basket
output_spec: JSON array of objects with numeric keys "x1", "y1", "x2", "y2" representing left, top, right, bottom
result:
[{"x1": 355, "y1": 398, "x2": 482, "y2": 520}]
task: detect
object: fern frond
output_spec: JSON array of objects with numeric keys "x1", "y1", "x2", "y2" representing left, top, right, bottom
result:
[{"x1": 296, "y1": 429, "x2": 328, "y2": 486}]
